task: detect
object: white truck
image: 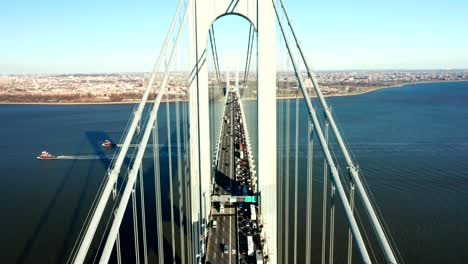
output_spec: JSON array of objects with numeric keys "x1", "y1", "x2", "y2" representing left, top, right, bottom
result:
[
  {"x1": 250, "y1": 204, "x2": 257, "y2": 221},
  {"x1": 247, "y1": 236, "x2": 254, "y2": 256},
  {"x1": 256, "y1": 249, "x2": 263, "y2": 264}
]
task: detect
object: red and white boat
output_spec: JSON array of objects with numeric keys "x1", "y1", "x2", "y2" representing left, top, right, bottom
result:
[
  {"x1": 37, "y1": 151, "x2": 57, "y2": 160},
  {"x1": 101, "y1": 139, "x2": 115, "y2": 148}
]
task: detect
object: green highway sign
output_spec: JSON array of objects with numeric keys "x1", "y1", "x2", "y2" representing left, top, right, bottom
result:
[{"x1": 244, "y1": 196, "x2": 256, "y2": 203}]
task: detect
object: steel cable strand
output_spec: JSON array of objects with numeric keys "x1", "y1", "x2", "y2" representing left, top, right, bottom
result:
[
  {"x1": 276, "y1": 51, "x2": 284, "y2": 261},
  {"x1": 74, "y1": 1, "x2": 187, "y2": 258},
  {"x1": 153, "y1": 121, "x2": 165, "y2": 264},
  {"x1": 358, "y1": 168, "x2": 405, "y2": 264},
  {"x1": 210, "y1": 26, "x2": 222, "y2": 89},
  {"x1": 68, "y1": 103, "x2": 146, "y2": 263},
  {"x1": 273, "y1": 2, "x2": 373, "y2": 261},
  {"x1": 166, "y1": 94, "x2": 177, "y2": 263},
  {"x1": 277, "y1": 1, "x2": 397, "y2": 261},
  {"x1": 331, "y1": 105, "x2": 404, "y2": 262},
  {"x1": 67, "y1": 98, "x2": 140, "y2": 263},
  {"x1": 90, "y1": 168, "x2": 129, "y2": 264},
  {"x1": 354, "y1": 200, "x2": 380, "y2": 263},
  {"x1": 175, "y1": 98, "x2": 186, "y2": 264},
  {"x1": 305, "y1": 117, "x2": 314, "y2": 264},
  {"x1": 284, "y1": 76, "x2": 292, "y2": 264},
  {"x1": 242, "y1": 25, "x2": 253, "y2": 92},
  {"x1": 208, "y1": 28, "x2": 221, "y2": 89},
  {"x1": 66, "y1": 168, "x2": 111, "y2": 263},
  {"x1": 329, "y1": 146, "x2": 380, "y2": 264},
  {"x1": 96, "y1": 4, "x2": 190, "y2": 261},
  {"x1": 242, "y1": 25, "x2": 255, "y2": 98},
  {"x1": 293, "y1": 87, "x2": 300, "y2": 264},
  {"x1": 321, "y1": 118, "x2": 329, "y2": 264}
]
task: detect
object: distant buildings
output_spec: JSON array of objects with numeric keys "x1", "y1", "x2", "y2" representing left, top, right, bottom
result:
[{"x1": 1, "y1": 70, "x2": 467, "y2": 103}]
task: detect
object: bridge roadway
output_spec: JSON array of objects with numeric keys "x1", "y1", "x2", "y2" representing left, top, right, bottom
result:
[
  {"x1": 206, "y1": 91, "x2": 261, "y2": 264},
  {"x1": 206, "y1": 90, "x2": 237, "y2": 264}
]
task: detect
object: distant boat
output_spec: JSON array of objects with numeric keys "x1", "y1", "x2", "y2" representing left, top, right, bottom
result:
[
  {"x1": 37, "y1": 151, "x2": 57, "y2": 160},
  {"x1": 101, "y1": 139, "x2": 115, "y2": 148}
]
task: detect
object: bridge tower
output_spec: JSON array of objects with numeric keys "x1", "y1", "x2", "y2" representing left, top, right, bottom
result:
[{"x1": 187, "y1": 0, "x2": 277, "y2": 262}]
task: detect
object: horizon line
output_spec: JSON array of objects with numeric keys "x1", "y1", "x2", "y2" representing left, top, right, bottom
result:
[{"x1": 2, "y1": 68, "x2": 468, "y2": 76}]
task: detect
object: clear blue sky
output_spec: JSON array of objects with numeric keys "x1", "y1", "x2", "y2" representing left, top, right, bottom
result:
[{"x1": 1, "y1": 0, "x2": 467, "y2": 74}]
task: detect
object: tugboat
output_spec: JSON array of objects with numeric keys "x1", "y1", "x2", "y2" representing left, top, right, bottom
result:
[
  {"x1": 37, "y1": 151, "x2": 57, "y2": 160},
  {"x1": 101, "y1": 139, "x2": 115, "y2": 148}
]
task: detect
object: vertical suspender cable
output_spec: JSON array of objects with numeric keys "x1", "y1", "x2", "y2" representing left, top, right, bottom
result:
[
  {"x1": 278, "y1": 1, "x2": 397, "y2": 262},
  {"x1": 242, "y1": 26, "x2": 252, "y2": 91},
  {"x1": 284, "y1": 94, "x2": 291, "y2": 263},
  {"x1": 208, "y1": 28, "x2": 221, "y2": 90},
  {"x1": 348, "y1": 181, "x2": 356, "y2": 264},
  {"x1": 192, "y1": 0, "x2": 204, "y2": 259},
  {"x1": 183, "y1": 98, "x2": 193, "y2": 264},
  {"x1": 246, "y1": 32, "x2": 254, "y2": 92},
  {"x1": 176, "y1": 99, "x2": 186, "y2": 264},
  {"x1": 133, "y1": 123, "x2": 142, "y2": 264},
  {"x1": 114, "y1": 182, "x2": 122, "y2": 264},
  {"x1": 177, "y1": 99, "x2": 186, "y2": 263},
  {"x1": 210, "y1": 26, "x2": 222, "y2": 87},
  {"x1": 132, "y1": 188, "x2": 141, "y2": 264},
  {"x1": 72, "y1": 1, "x2": 185, "y2": 262},
  {"x1": 139, "y1": 117, "x2": 149, "y2": 264},
  {"x1": 166, "y1": 97, "x2": 177, "y2": 263},
  {"x1": 139, "y1": 154, "x2": 148, "y2": 264},
  {"x1": 326, "y1": 110, "x2": 335, "y2": 264},
  {"x1": 278, "y1": 33, "x2": 286, "y2": 262},
  {"x1": 329, "y1": 182, "x2": 336, "y2": 264},
  {"x1": 97, "y1": 2, "x2": 188, "y2": 262},
  {"x1": 242, "y1": 25, "x2": 255, "y2": 97},
  {"x1": 273, "y1": 1, "x2": 371, "y2": 262},
  {"x1": 153, "y1": 122, "x2": 165, "y2": 264},
  {"x1": 293, "y1": 90, "x2": 300, "y2": 264},
  {"x1": 305, "y1": 119, "x2": 314, "y2": 264},
  {"x1": 277, "y1": 76, "x2": 283, "y2": 262},
  {"x1": 321, "y1": 118, "x2": 329, "y2": 264}
]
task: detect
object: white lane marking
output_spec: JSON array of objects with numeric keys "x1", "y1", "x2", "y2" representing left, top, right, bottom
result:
[{"x1": 229, "y1": 215, "x2": 232, "y2": 264}]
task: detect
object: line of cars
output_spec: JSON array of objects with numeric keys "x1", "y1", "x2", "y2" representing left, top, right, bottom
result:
[
  {"x1": 228, "y1": 93, "x2": 264, "y2": 264},
  {"x1": 237, "y1": 204, "x2": 263, "y2": 264},
  {"x1": 207, "y1": 91, "x2": 240, "y2": 263},
  {"x1": 207, "y1": 91, "x2": 264, "y2": 263}
]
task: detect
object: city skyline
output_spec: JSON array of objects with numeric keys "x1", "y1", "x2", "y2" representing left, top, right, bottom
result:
[{"x1": 1, "y1": 0, "x2": 468, "y2": 74}]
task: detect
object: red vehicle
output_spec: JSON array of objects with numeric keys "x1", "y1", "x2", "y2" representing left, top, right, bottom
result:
[
  {"x1": 37, "y1": 151, "x2": 56, "y2": 160},
  {"x1": 101, "y1": 139, "x2": 115, "y2": 148}
]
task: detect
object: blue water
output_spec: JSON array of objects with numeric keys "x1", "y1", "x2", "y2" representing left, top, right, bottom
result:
[
  {"x1": 278, "y1": 81, "x2": 468, "y2": 263},
  {"x1": 0, "y1": 81, "x2": 467, "y2": 263}
]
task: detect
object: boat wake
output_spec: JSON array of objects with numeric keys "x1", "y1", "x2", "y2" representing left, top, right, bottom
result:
[
  {"x1": 55, "y1": 155, "x2": 109, "y2": 160},
  {"x1": 115, "y1": 144, "x2": 153, "y2": 147},
  {"x1": 53, "y1": 153, "x2": 159, "y2": 160}
]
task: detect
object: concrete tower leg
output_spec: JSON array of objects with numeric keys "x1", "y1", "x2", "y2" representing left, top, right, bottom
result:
[
  {"x1": 257, "y1": 1, "x2": 277, "y2": 262},
  {"x1": 188, "y1": 1, "x2": 276, "y2": 262}
]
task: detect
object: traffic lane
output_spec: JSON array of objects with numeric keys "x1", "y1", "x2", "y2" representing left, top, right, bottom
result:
[
  {"x1": 215, "y1": 117, "x2": 235, "y2": 195},
  {"x1": 215, "y1": 109, "x2": 236, "y2": 195},
  {"x1": 229, "y1": 98, "x2": 235, "y2": 196},
  {"x1": 216, "y1": 151, "x2": 237, "y2": 192},
  {"x1": 207, "y1": 215, "x2": 225, "y2": 264},
  {"x1": 207, "y1": 214, "x2": 237, "y2": 264}
]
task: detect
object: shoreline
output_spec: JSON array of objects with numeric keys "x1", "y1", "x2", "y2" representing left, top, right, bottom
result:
[{"x1": 1, "y1": 80, "x2": 467, "y2": 105}]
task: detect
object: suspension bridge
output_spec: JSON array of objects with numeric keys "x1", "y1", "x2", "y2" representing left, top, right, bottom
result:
[{"x1": 65, "y1": 0, "x2": 402, "y2": 263}]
